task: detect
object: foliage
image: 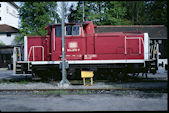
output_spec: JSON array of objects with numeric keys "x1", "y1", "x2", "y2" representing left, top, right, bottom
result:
[
  {"x1": 144, "y1": 1, "x2": 167, "y2": 25},
  {"x1": 15, "y1": 2, "x2": 60, "y2": 44},
  {"x1": 124, "y1": 1, "x2": 146, "y2": 25},
  {"x1": 67, "y1": 1, "x2": 167, "y2": 25},
  {"x1": 14, "y1": 35, "x2": 24, "y2": 45},
  {"x1": 0, "y1": 41, "x2": 5, "y2": 45},
  {"x1": 68, "y1": 2, "x2": 83, "y2": 23},
  {"x1": 67, "y1": 1, "x2": 131, "y2": 25},
  {"x1": 103, "y1": 1, "x2": 130, "y2": 25}
]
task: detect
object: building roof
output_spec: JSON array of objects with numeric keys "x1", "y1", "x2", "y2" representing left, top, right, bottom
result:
[
  {"x1": 0, "y1": 45, "x2": 22, "y2": 48},
  {"x1": 9, "y1": 2, "x2": 19, "y2": 9},
  {"x1": 95, "y1": 25, "x2": 167, "y2": 39},
  {"x1": 0, "y1": 24, "x2": 19, "y2": 33}
]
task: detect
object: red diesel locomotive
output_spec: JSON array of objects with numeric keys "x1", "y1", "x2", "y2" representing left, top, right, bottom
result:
[{"x1": 14, "y1": 21, "x2": 158, "y2": 80}]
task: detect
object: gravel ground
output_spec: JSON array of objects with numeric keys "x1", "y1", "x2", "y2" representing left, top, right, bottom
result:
[
  {"x1": 0, "y1": 66, "x2": 167, "y2": 111},
  {"x1": 0, "y1": 92, "x2": 167, "y2": 111},
  {"x1": 0, "y1": 66, "x2": 167, "y2": 90},
  {"x1": 0, "y1": 81, "x2": 167, "y2": 90}
]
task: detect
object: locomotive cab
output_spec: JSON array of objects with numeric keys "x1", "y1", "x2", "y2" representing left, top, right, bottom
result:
[{"x1": 46, "y1": 22, "x2": 89, "y2": 61}]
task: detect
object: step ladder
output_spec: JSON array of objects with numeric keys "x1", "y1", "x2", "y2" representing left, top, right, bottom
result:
[
  {"x1": 15, "y1": 62, "x2": 32, "y2": 74},
  {"x1": 13, "y1": 47, "x2": 32, "y2": 75}
]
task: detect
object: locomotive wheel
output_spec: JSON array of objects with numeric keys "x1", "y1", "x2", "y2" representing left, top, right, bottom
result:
[
  {"x1": 107, "y1": 71, "x2": 119, "y2": 82},
  {"x1": 117, "y1": 72, "x2": 128, "y2": 82},
  {"x1": 67, "y1": 69, "x2": 81, "y2": 80}
]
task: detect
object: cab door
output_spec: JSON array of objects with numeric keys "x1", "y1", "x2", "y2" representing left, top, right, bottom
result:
[{"x1": 65, "y1": 25, "x2": 85, "y2": 60}]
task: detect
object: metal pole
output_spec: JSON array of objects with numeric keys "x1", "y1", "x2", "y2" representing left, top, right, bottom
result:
[
  {"x1": 13, "y1": 47, "x2": 16, "y2": 74},
  {"x1": 83, "y1": 1, "x2": 85, "y2": 21},
  {"x1": 59, "y1": 2, "x2": 70, "y2": 86}
]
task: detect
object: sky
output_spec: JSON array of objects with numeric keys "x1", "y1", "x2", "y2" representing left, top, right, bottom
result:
[
  {"x1": 14, "y1": 2, "x2": 78, "y2": 23},
  {"x1": 57, "y1": 2, "x2": 78, "y2": 22}
]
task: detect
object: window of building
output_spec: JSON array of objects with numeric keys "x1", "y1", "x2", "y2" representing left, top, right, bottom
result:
[
  {"x1": 0, "y1": 17, "x2": 1, "y2": 21},
  {"x1": 0, "y1": 4, "x2": 1, "y2": 7},
  {"x1": 13, "y1": 10, "x2": 15, "y2": 14},
  {"x1": 7, "y1": 33, "x2": 11, "y2": 37},
  {"x1": 6, "y1": 6, "x2": 8, "y2": 13}
]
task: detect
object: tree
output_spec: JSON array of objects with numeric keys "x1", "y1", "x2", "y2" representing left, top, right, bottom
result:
[
  {"x1": 67, "y1": 4, "x2": 77, "y2": 23},
  {"x1": 68, "y1": 1, "x2": 106, "y2": 24},
  {"x1": 67, "y1": 1, "x2": 83, "y2": 23},
  {"x1": 67, "y1": 1, "x2": 167, "y2": 25},
  {"x1": 0, "y1": 41, "x2": 5, "y2": 45},
  {"x1": 85, "y1": 1, "x2": 106, "y2": 25},
  {"x1": 68, "y1": 1, "x2": 130, "y2": 25},
  {"x1": 117, "y1": 1, "x2": 167, "y2": 25},
  {"x1": 15, "y1": 2, "x2": 60, "y2": 44},
  {"x1": 145, "y1": 0, "x2": 167, "y2": 25},
  {"x1": 103, "y1": 1, "x2": 131, "y2": 25},
  {"x1": 124, "y1": 1, "x2": 146, "y2": 25},
  {"x1": 57, "y1": 2, "x2": 69, "y2": 23}
]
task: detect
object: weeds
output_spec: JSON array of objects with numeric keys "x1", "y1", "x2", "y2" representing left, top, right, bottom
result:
[
  {"x1": 70, "y1": 80, "x2": 83, "y2": 85},
  {"x1": 35, "y1": 90, "x2": 69, "y2": 95},
  {"x1": 0, "y1": 80, "x2": 2, "y2": 84},
  {"x1": 0, "y1": 79, "x2": 11, "y2": 84},
  {"x1": 0, "y1": 79, "x2": 36, "y2": 84},
  {"x1": 6, "y1": 80, "x2": 10, "y2": 84},
  {"x1": 16, "y1": 80, "x2": 35, "y2": 84},
  {"x1": 34, "y1": 90, "x2": 95, "y2": 95}
]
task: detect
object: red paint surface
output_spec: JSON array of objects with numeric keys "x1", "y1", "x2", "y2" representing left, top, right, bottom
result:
[
  {"x1": 27, "y1": 36, "x2": 50, "y2": 61},
  {"x1": 26, "y1": 21, "x2": 145, "y2": 62}
]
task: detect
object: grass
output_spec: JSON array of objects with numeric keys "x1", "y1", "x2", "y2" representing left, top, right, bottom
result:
[
  {"x1": 6, "y1": 80, "x2": 11, "y2": 84},
  {"x1": 34, "y1": 89, "x2": 96, "y2": 95},
  {"x1": 35, "y1": 90, "x2": 69, "y2": 95},
  {"x1": 69, "y1": 80, "x2": 83, "y2": 84},
  {"x1": 15, "y1": 80, "x2": 35, "y2": 84},
  {"x1": 0, "y1": 79, "x2": 11, "y2": 84},
  {"x1": 0, "y1": 79, "x2": 3, "y2": 84},
  {"x1": 0, "y1": 79, "x2": 36, "y2": 84}
]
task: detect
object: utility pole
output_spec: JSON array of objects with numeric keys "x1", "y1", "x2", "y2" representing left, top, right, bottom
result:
[
  {"x1": 83, "y1": 1, "x2": 85, "y2": 21},
  {"x1": 59, "y1": 2, "x2": 70, "y2": 86}
]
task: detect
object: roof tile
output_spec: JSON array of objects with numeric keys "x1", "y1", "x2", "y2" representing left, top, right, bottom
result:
[
  {"x1": 0, "y1": 24, "x2": 19, "y2": 33},
  {"x1": 95, "y1": 25, "x2": 167, "y2": 39}
]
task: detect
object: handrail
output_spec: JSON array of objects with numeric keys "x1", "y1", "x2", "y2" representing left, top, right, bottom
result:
[
  {"x1": 13, "y1": 47, "x2": 21, "y2": 74},
  {"x1": 53, "y1": 28, "x2": 55, "y2": 51},
  {"x1": 125, "y1": 37, "x2": 144, "y2": 55},
  {"x1": 27, "y1": 46, "x2": 44, "y2": 71}
]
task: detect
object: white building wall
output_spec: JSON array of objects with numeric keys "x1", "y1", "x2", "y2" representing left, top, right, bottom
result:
[
  {"x1": 0, "y1": 33, "x2": 18, "y2": 45},
  {"x1": 0, "y1": 2, "x2": 19, "y2": 29}
]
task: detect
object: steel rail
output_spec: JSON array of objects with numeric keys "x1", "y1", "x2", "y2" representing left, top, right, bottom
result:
[{"x1": 0, "y1": 87, "x2": 165, "y2": 92}]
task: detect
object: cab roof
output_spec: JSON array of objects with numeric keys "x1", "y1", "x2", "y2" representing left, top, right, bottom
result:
[{"x1": 45, "y1": 22, "x2": 89, "y2": 30}]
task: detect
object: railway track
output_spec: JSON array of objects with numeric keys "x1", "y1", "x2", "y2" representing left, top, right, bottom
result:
[
  {"x1": 0, "y1": 88, "x2": 135, "y2": 92},
  {"x1": 0, "y1": 87, "x2": 166, "y2": 92},
  {"x1": 0, "y1": 80, "x2": 167, "y2": 92}
]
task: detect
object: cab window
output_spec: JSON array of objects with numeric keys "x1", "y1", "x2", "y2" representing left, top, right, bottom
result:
[
  {"x1": 55, "y1": 26, "x2": 61, "y2": 37},
  {"x1": 66, "y1": 25, "x2": 72, "y2": 35},
  {"x1": 72, "y1": 26, "x2": 80, "y2": 36},
  {"x1": 65, "y1": 25, "x2": 80, "y2": 36}
]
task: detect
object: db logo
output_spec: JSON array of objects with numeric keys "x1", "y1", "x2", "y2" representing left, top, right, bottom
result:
[
  {"x1": 67, "y1": 42, "x2": 80, "y2": 52},
  {"x1": 68, "y1": 42, "x2": 78, "y2": 48}
]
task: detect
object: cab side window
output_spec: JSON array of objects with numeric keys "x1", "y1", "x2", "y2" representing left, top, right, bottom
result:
[
  {"x1": 66, "y1": 25, "x2": 72, "y2": 35},
  {"x1": 65, "y1": 25, "x2": 80, "y2": 36},
  {"x1": 55, "y1": 26, "x2": 61, "y2": 37},
  {"x1": 72, "y1": 26, "x2": 80, "y2": 36}
]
